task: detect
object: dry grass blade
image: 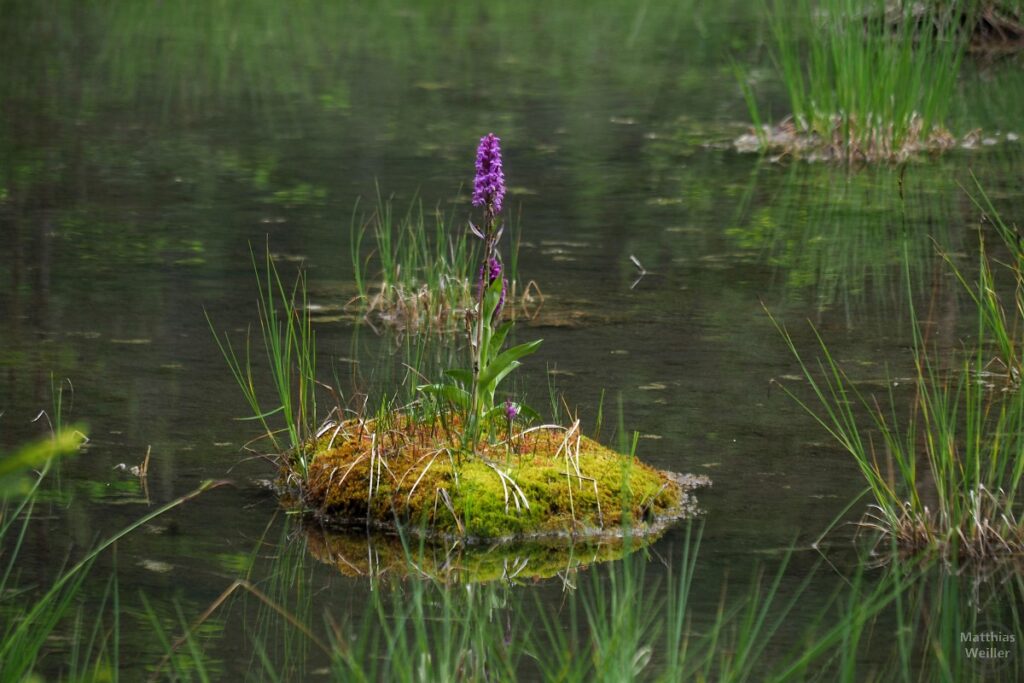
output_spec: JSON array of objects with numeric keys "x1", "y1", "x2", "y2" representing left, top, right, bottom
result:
[
  {"x1": 481, "y1": 459, "x2": 531, "y2": 513},
  {"x1": 435, "y1": 487, "x2": 464, "y2": 535},
  {"x1": 402, "y1": 447, "x2": 444, "y2": 506}
]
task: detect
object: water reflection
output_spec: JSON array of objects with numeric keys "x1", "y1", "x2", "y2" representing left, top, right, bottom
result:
[
  {"x1": 727, "y1": 160, "x2": 966, "y2": 319},
  {"x1": 303, "y1": 522, "x2": 655, "y2": 585}
]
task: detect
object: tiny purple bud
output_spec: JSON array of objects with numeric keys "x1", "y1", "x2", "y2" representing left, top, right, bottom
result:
[
  {"x1": 477, "y1": 257, "x2": 507, "y2": 324},
  {"x1": 505, "y1": 400, "x2": 519, "y2": 421}
]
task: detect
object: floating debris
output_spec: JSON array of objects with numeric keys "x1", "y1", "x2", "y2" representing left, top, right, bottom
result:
[
  {"x1": 414, "y1": 81, "x2": 453, "y2": 91},
  {"x1": 113, "y1": 445, "x2": 151, "y2": 479},
  {"x1": 540, "y1": 240, "x2": 590, "y2": 248},
  {"x1": 270, "y1": 252, "x2": 307, "y2": 262},
  {"x1": 508, "y1": 186, "x2": 538, "y2": 196},
  {"x1": 139, "y1": 559, "x2": 174, "y2": 573}
]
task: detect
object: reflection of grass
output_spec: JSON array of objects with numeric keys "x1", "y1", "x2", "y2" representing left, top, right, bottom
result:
[
  {"x1": 883, "y1": 565, "x2": 1024, "y2": 681},
  {"x1": 331, "y1": 556, "x2": 525, "y2": 681},
  {"x1": 143, "y1": 519, "x2": 323, "y2": 681},
  {"x1": 0, "y1": 0, "x2": 749, "y2": 117},
  {"x1": 245, "y1": 525, "x2": 315, "y2": 681},
  {"x1": 145, "y1": 515, "x2": 1022, "y2": 679},
  {"x1": 322, "y1": 525, "x2": 903, "y2": 681},
  {"x1": 728, "y1": 162, "x2": 960, "y2": 316}
]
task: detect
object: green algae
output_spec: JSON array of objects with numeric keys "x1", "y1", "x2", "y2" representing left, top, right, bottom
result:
[{"x1": 296, "y1": 413, "x2": 709, "y2": 543}]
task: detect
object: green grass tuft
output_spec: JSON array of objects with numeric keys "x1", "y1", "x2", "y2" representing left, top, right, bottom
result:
[
  {"x1": 745, "y1": 0, "x2": 970, "y2": 162},
  {"x1": 770, "y1": 184, "x2": 1024, "y2": 564}
]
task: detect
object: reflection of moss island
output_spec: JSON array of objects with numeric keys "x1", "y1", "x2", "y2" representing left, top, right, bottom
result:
[
  {"x1": 289, "y1": 413, "x2": 709, "y2": 542},
  {"x1": 304, "y1": 524, "x2": 655, "y2": 583}
]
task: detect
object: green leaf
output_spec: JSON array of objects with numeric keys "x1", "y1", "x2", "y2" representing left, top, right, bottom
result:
[
  {"x1": 444, "y1": 368, "x2": 474, "y2": 387},
  {"x1": 483, "y1": 274, "x2": 503, "y2": 323},
  {"x1": 478, "y1": 339, "x2": 542, "y2": 388},
  {"x1": 517, "y1": 403, "x2": 542, "y2": 423},
  {"x1": 485, "y1": 361, "x2": 521, "y2": 395},
  {"x1": 417, "y1": 383, "x2": 470, "y2": 409},
  {"x1": 235, "y1": 405, "x2": 285, "y2": 421},
  {"x1": 489, "y1": 321, "x2": 514, "y2": 358},
  {"x1": 482, "y1": 404, "x2": 509, "y2": 422}
]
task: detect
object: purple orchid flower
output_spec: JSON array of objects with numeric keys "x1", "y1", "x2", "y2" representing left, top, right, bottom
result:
[{"x1": 472, "y1": 133, "x2": 506, "y2": 216}]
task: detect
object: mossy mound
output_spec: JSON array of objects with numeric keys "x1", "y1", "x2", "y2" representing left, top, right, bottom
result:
[
  {"x1": 293, "y1": 413, "x2": 709, "y2": 543},
  {"x1": 303, "y1": 523, "x2": 655, "y2": 584}
]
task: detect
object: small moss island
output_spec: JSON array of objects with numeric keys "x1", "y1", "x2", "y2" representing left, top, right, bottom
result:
[
  {"x1": 287, "y1": 413, "x2": 709, "y2": 543},
  {"x1": 216, "y1": 132, "x2": 709, "y2": 547}
]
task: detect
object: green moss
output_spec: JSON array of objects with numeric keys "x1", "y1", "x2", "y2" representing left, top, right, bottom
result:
[{"x1": 296, "y1": 413, "x2": 709, "y2": 542}]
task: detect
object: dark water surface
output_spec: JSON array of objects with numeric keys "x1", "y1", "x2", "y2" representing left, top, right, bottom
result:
[{"x1": 3, "y1": 1, "x2": 1024, "y2": 679}]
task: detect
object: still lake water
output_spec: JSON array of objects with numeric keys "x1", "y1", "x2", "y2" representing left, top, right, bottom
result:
[{"x1": 2, "y1": 2, "x2": 1023, "y2": 678}]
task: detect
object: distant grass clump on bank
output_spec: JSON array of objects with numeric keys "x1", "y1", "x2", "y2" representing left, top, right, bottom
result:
[
  {"x1": 348, "y1": 191, "x2": 540, "y2": 334},
  {"x1": 739, "y1": 0, "x2": 969, "y2": 162},
  {"x1": 350, "y1": 193, "x2": 479, "y2": 333},
  {"x1": 773, "y1": 182, "x2": 1024, "y2": 565}
]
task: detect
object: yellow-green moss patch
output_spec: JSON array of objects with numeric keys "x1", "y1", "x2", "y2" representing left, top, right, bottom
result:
[{"x1": 290, "y1": 413, "x2": 709, "y2": 542}]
